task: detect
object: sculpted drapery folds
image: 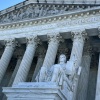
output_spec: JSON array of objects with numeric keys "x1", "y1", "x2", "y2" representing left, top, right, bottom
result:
[{"x1": 36, "y1": 54, "x2": 77, "y2": 91}]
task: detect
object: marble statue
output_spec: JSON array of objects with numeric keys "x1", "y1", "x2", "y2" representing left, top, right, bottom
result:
[{"x1": 36, "y1": 54, "x2": 77, "y2": 91}]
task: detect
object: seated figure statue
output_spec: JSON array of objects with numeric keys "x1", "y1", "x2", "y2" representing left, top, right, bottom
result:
[{"x1": 36, "y1": 54, "x2": 77, "y2": 91}]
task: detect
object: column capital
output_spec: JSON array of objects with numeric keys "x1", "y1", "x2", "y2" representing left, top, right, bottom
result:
[
  {"x1": 47, "y1": 34, "x2": 64, "y2": 43},
  {"x1": 26, "y1": 36, "x2": 40, "y2": 45},
  {"x1": 5, "y1": 38, "x2": 16, "y2": 47},
  {"x1": 71, "y1": 29, "x2": 87, "y2": 41}
]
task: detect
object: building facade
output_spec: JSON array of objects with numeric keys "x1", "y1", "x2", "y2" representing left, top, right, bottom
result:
[{"x1": 0, "y1": 0, "x2": 100, "y2": 100}]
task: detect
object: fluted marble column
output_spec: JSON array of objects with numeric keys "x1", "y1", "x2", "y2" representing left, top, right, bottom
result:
[
  {"x1": 31, "y1": 53, "x2": 45, "y2": 82},
  {"x1": 70, "y1": 30, "x2": 86, "y2": 68},
  {"x1": 12, "y1": 36, "x2": 39, "y2": 86},
  {"x1": 70, "y1": 30, "x2": 86, "y2": 100},
  {"x1": 0, "y1": 39, "x2": 15, "y2": 83},
  {"x1": 39, "y1": 34, "x2": 63, "y2": 81},
  {"x1": 95, "y1": 54, "x2": 100, "y2": 100},
  {"x1": 76, "y1": 46, "x2": 92, "y2": 100},
  {"x1": 8, "y1": 56, "x2": 22, "y2": 86},
  {"x1": 42, "y1": 34, "x2": 62, "y2": 68}
]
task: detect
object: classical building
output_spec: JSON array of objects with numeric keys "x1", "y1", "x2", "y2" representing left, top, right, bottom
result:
[{"x1": 0, "y1": 0, "x2": 100, "y2": 100}]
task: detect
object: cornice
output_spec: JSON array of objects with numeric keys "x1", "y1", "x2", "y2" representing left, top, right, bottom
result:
[{"x1": 0, "y1": 6, "x2": 100, "y2": 30}]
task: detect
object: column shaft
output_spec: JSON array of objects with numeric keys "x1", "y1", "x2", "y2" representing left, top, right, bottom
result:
[
  {"x1": 12, "y1": 37, "x2": 38, "y2": 86},
  {"x1": 31, "y1": 54, "x2": 44, "y2": 82},
  {"x1": 42, "y1": 35, "x2": 62, "y2": 68},
  {"x1": 77, "y1": 53, "x2": 91, "y2": 100},
  {"x1": 0, "y1": 39, "x2": 15, "y2": 83},
  {"x1": 42, "y1": 41, "x2": 59, "y2": 68},
  {"x1": 95, "y1": 54, "x2": 100, "y2": 100},
  {"x1": 8, "y1": 57, "x2": 22, "y2": 86},
  {"x1": 39, "y1": 34, "x2": 62, "y2": 82},
  {"x1": 70, "y1": 35, "x2": 84, "y2": 67},
  {"x1": 70, "y1": 31, "x2": 86, "y2": 100}
]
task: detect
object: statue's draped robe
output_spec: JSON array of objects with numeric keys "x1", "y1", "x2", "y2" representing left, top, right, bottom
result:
[{"x1": 36, "y1": 61, "x2": 75, "y2": 89}]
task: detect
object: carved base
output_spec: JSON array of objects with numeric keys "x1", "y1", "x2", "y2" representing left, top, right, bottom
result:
[{"x1": 3, "y1": 82, "x2": 67, "y2": 100}]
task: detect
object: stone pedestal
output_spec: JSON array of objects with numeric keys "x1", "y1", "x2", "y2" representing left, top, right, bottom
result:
[{"x1": 3, "y1": 82, "x2": 67, "y2": 100}]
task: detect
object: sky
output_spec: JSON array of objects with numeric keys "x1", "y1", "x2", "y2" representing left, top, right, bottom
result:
[{"x1": 0, "y1": 0, "x2": 25, "y2": 11}]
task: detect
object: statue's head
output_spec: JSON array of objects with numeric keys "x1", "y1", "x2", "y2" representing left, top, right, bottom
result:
[{"x1": 59, "y1": 54, "x2": 66, "y2": 63}]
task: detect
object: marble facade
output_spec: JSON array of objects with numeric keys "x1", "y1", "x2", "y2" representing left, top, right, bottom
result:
[{"x1": 0, "y1": 0, "x2": 100, "y2": 100}]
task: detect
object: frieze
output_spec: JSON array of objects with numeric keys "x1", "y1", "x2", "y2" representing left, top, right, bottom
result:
[
  {"x1": 0, "y1": 4, "x2": 97, "y2": 24},
  {"x1": 56, "y1": 15, "x2": 100, "y2": 28}
]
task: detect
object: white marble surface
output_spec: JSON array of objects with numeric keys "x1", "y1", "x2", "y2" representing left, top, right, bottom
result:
[
  {"x1": 0, "y1": 39, "x2": 15, "y2": 83},
  {"x1": 12, "y1": 37, "x2": 38, "y2": 86},
  {"x1": 95, "y1": 54, "x2": 100, "y2": 100},
  {"x1": 0, "y1": 2, "x2": 100, "y2": 100},
  {"x1": 76, "y1": 54, "x2": 91, "y2": 100},
  {"x1": 87, "y1": 68, "x2": 97, "y2": 100},
  {"x1": 3, "y1": 82, "x2": 67, "y2": 100},
  {"x1": 38, "y1": 34, "x2": 60, "y2": 82},
  {"x1": 0, "y1": 7, "x2": 100, "y2": 41}
]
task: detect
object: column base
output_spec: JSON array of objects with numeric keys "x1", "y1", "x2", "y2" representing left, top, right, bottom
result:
[{"x1": 3, "y1": 82, "x2": 67, "y2": 100}]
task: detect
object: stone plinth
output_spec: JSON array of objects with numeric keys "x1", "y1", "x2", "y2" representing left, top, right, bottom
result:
[{"x1": 3, "y1": 82, "x2": 67, "y2": 100}]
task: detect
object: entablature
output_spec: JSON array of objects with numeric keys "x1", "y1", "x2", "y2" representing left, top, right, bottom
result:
[{"x1": 0, "y1": 7, "x2": 100, "y2": 38}]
